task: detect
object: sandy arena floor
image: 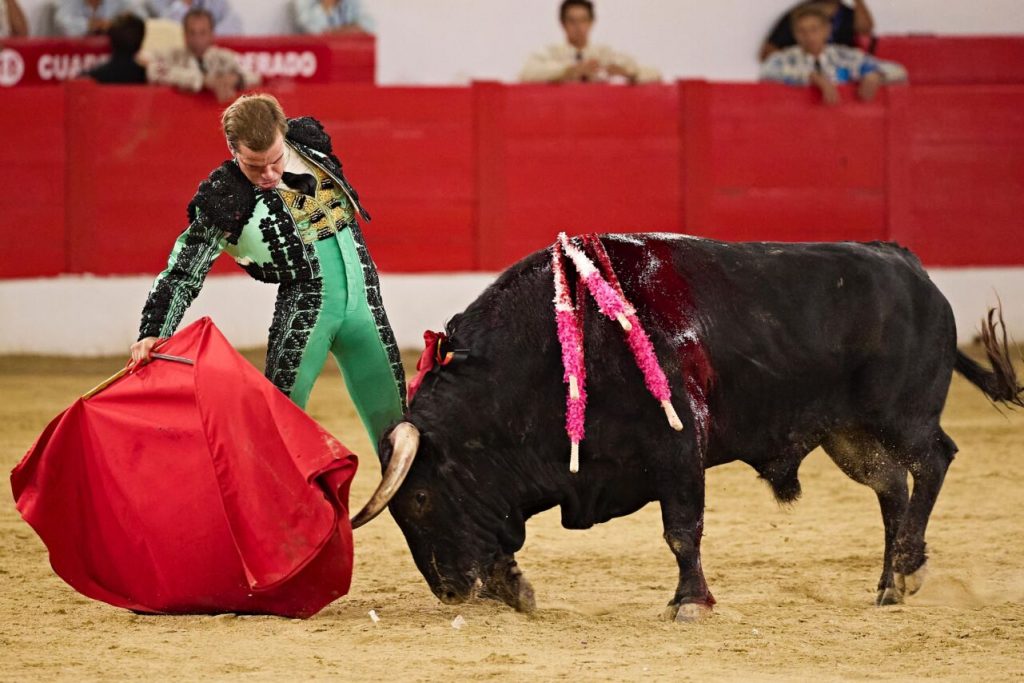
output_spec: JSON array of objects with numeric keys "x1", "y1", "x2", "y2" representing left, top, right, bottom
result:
[{"x1": 1, "y1": 348, "x2": 1022, "y2": 681}]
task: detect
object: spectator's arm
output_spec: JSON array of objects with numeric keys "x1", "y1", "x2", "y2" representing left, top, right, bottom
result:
[
  {"x1": 852, "y1": 0, "x2": 875, "y2": 36},
  {"x1": 519, "y1": 48, "x2": 573, "y2": 83},
  {"x1": 146, "y1": 51, "x2": 203, "y2": 91},
  {"x1": 348, "y1": 0, "x2": 375, "y2": 33},
  {"x1": 605, "y1": 49, "x2": 660, "y2": 84},
  {"x1": 5, "y1": 0, "x2": 28, "y2": 36},
  {"x1": 759, "y1": 53, "x2": 801, "y2": 85},
  {"x1": 292, "y1": 0, "x2": 331, "y2": 34},
  {"x1": 234, "y1": 53, "x2": 260, "y2": 89},
  {"x1": 54, "y1": 1, "x2": 89, "y2": 36}
]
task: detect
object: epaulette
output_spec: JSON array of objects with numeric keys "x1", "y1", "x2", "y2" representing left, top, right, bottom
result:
[{"x1": 186, "y1": 161, "x2": 255, "y2": 240}]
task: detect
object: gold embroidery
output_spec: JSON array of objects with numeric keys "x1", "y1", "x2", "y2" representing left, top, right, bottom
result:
[{"x1": 279, "y1": 164, "x2": 355, "y2": 244}]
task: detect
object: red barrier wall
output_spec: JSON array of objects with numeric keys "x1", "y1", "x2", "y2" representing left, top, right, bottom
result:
[
  {"x1": 475, "y1": 82, "x2": 682, "y2": 269},
  {"x1": 888, "y1": 86, "x2": 1024, "y2": 266},
  {"x1": 875, "y1": 36, "x2": 1024, "y2": 85},
  {"x1": 2, "y1": 80, "x2": 1022, "y2": 279},
  {"x1": 0, "y1": 87, "x2": 65, "y2": 278}
]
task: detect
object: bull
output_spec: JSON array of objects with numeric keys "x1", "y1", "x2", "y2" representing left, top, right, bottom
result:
[{"x1": 348, "y1": 234, "x2": 1022, "y2": 620}]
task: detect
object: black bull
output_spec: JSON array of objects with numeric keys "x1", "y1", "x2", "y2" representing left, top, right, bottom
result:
[{"x1": 350, "y1": 234, "x2": 1022, "y2": 621}]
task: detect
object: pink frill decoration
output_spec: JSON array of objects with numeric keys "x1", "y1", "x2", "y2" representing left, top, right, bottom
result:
[
  {"x1": 552, "y1": 243, "x2": 586, "y2": 445},
  {"x1": 583, "y1": 271, "x2": 631, "y2": 322},
  {"x1": 552, "y1": 233, "x2": 683, "y2": 471},
  {"x1": 625, "y1": 317, "x2": 672, "y2": 402}
]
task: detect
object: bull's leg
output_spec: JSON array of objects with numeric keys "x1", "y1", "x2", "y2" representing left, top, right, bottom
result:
[
  {"x1": 889, "y1": 428, "x2": 958, "y2": 602},
  {"x1": 478, "y1": 553, "x2": 536, "y2": 613},
  {"x1": 823, "y1": 431, "x2": 909, "y2": 606},
  {"x1": 658, "y1": 459, "x2": 715, "y2": 622}
]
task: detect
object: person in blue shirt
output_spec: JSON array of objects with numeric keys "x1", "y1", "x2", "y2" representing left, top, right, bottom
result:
[
  {"x1": 291, "y1": 0, "x2": 374, "y2": 35},
  {"x1": 760, "y1": 5, "x2": 905, "y2": 105},
  {"x1": 760, "y1": 0, "x2": 874, "y2": 62}
]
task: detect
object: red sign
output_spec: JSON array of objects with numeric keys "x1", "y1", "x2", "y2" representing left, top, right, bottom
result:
[{"x1": 0, "y1": 35, "x2": 374, "y2": 87}]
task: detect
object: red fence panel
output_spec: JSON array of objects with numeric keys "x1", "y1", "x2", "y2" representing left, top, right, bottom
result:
[
  {"x1": 875, "y1": 36, "x2": 1024, "y2": 86},
  {"x1": 684, "y1": 81, "x2": 888, "y2": 244},
  {"x1": 887, "y1": 85, "x2": 1024, "y2": 266},
  {"x1": 0, "y1": 87, "x2": 65, "y2": 278},
  {"x1": 64, "y1": 81, "x2": 230, "y2": 276},
  {"x1": 474, "y1": 82, "x2": 682, "y2": 271},
  {"x1": 278, "y1": 86, "x2": 476, "y2": 271},
  {"x1": 4, "y1": 80, "x2": 1024, "y2": 280}
]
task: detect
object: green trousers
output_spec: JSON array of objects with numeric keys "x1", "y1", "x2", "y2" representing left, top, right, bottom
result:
[{"x1": 265, "y1": 229, "x2": 404, "y2": 449}]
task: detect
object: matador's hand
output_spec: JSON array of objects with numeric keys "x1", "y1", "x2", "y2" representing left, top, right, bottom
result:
[{"x1": 128, "y1": 336, "x2": 161, "y2": 370}]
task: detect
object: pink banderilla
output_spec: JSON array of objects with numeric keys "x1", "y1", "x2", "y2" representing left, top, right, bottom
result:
[
  {"x1": 551, "y1": 240, "x2": 587, "y2": 473},
  {"x1": 553, "y1": 233, "x2": 683, "y2": 473}
]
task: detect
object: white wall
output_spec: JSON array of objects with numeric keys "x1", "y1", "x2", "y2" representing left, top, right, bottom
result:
[
  {"x1": 1, "y1": 269, "x2": 1022, "y2": 355},
  {"x1": 18, "y1": 1, "x2": 1024, "y2": 84}
]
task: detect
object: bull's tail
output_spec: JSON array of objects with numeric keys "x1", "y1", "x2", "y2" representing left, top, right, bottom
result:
[{"x1": 954, "y1": 306, "x2": 1024, "y2": 408}]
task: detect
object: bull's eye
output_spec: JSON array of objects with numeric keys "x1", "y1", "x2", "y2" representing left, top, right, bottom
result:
[{"x1": 415, "y1": 490, "x2": 428, "y2": 507}]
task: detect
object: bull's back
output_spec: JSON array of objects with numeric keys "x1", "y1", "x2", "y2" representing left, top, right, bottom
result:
[{"x1": 600, "y1": 234, "x2": 956, "y2": 461}]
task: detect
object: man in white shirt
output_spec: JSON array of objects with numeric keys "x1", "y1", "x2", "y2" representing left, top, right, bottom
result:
[
  {"x1": 520, "y1": 0, "x2": 660, "y2": 84},
  {"x1": 146, "y1": 7, "x2": 259, "y2": 102}
]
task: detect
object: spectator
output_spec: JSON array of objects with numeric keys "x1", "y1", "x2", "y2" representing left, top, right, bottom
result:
[
  {"x1": 0, "y1": 0, "x2": 29, "y2": 37},
  {"x1": 145, "y1": 0, "x2": 240, "y2": 36},
  {"x1": 54, "y1": 0, "x2": 146, "y2": 37},
  {"x1": 760, "y1": 5, "x2": 905, "y2": 105},
  {"x1": 291, "y1": 0, "x2": 374, "y2": 35},
  {"x1": 146, "y1": 8, "x2": 259, "y2": 103},
  {"x1": 760, "y1": 0, "x2": 874, "y2": 61},
  {"x1": 520, "y1": 0, "x2": 659, "y2": 84},
  {"x1": 83, "y1": 12, "x2": 146, "y2": 83}
]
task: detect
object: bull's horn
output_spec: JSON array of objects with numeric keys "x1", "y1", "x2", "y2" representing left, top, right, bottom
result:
[{"x1": 350, "y1": 422, "x2": 420, "y2": 529}]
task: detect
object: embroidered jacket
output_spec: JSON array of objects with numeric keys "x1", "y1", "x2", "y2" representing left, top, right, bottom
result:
[{"x1": 138, "y1": 116, "x2": 406, "y2": 405}]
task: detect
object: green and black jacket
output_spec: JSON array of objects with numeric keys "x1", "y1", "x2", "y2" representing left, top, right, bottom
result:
[{"x1": 137, "y1": 116, "x2": 405, "y2": 403}]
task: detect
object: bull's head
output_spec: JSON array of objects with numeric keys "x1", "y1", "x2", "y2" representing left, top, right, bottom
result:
[{"x1": 350, "y1": 422, "x2": 537, "y2": 612}]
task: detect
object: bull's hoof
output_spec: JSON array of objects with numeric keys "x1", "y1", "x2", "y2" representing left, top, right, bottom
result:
[
  {"x1": 876, "y1": 587, "x2": 902, "y2": 606},
  {"x1": 479, "y1": 558, "x2": 536, "y2": 613},
  {"x1": 510, "y1": 574, "x2": 536, "y2": 613},
  {"x1": 663, "y1": 602, "x2": 713, "y2": 623},
  {"x1": 894, "y1": 562, "x2": 928, "y2": 598}
]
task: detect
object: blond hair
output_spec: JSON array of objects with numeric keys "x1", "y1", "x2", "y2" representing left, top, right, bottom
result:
[{"x1": 221, "y1": 93, "x2": 289, "y2": 152}]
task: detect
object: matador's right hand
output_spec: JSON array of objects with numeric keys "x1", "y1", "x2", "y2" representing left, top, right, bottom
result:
[{"x1": 128, "y1": 336, "x2": 161, "y2": 370}]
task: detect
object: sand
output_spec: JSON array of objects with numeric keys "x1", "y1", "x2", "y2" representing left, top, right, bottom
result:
[{"x1": 1, "y1": 349, "x2": 1022, "y2": 681}]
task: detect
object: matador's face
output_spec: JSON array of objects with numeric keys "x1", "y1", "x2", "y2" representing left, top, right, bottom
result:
[{"x1": 234, "y1": 131, "x2": 286, "y2": 191}]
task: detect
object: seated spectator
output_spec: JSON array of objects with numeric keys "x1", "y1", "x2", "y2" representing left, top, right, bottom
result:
[
  {"x1": 145, "y1": 0, "x2": 240, "y2": 36},
  {"x1": 146, "y1": 7, "x2": 258, "y2": 103},
  {"x1": 54, "y1": 0, "x2": 146, "y2": 37},
  {"x1": 291, "y1": 0, "x2": 374, "y2": 35},
  {"x1": 760, "y1": 0, "x2": 874, "y2": 61},
  {"x1": 760, "y1": 5, "x2": 905, "y2": 105},
  {"x1": 0, "y1": 0, "x2": 29, "y2": 37},
  {"x1": 83, "y1": 12, "x2": 147, "y2": 83},
  {"x1": 520, "y1": 0, "x2": 659, "y2": 84}
]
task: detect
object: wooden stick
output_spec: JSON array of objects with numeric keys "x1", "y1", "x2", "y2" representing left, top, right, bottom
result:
[
  {"x1": 569, "y1": 375, "x2": 580, "y2": 400},
  {"x1": 662, "y1": 400, "x2": 684, "y2": 431},
  {"x1": 569, "y1": 442, "x2": 580, "y2": 473},
  {"x1": 82, "y1": 368, "x2": 131, "y2": 400}
]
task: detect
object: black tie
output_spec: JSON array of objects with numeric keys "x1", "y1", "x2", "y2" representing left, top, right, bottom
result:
[{"x1": 282, "y1": 172, "x2": 317, "y2": 197}]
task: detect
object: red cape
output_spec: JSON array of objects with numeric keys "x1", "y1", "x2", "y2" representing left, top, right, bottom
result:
[{"x1": 11, "y1": 318, "x2": 358, "y2": 618}]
